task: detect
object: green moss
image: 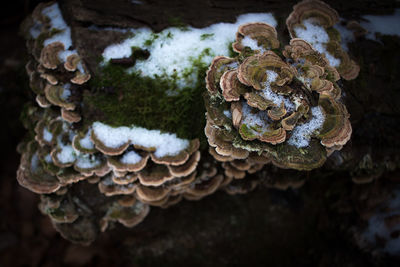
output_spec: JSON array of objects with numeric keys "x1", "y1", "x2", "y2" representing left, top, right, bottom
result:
[
  {"x1": 228, "y1": 42, "x2": 236, "y2": 58},
  {"x1": 167, "y1": 16, "x2": 189, "y2": 31},
  {"x1": 326, "y1": 27, "x2": 341, "y2": 43},
  {"x1": 200, "y1": 33, "x2": 214, "y2": 40},
  {"x1": 144, "y1": 33, "x2": 159, "y2": 47},
  {"x1": 83, "y1": 56, "x2": 209, "y2": 146},
  {"x1": 130, "y1": 46, "x2": 150, "y2": 60}
]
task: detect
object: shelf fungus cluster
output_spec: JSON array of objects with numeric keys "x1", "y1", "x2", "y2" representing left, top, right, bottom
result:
[
  {"x1": 22, "y1": 2, "x2": 91, "y2": 124},
  {"x1": 286, "y1": 0, "x2": 360, "y2": 80},
  {"x1": 205, "y1": 4, "x2": 354, "y2": 172},
  {"x1": 18, "y1": 1, "x2": 258, "y2": 244},
  {"x1": 17, "y1": 104, "x2": 233, "y2": 243},
  {"x1": 17, "y1": 0, "x2": 359, "y2": 244}
]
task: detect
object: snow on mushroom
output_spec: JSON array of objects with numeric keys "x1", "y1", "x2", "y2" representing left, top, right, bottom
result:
[
  {"x1": 286, "y1": 0, "x2": 360, "y2": 80},
  {"x1": 17, "y1": 0, "x2": 359, "y2": 244},
  {"x1": 204, "y1": 20, "x2": 352, "y2": 171}
]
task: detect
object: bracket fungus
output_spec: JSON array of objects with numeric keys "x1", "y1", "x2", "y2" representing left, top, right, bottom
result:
[
  {"x1": 204, "y1": 20, "x2": 352, "y2": 171},
  {"x1": 17, "y1": 0, "x2": 359, "y2": 244},
  {"x1": 286, "y1": 0, "x2": 360, "y2": 80},
  {"x1": 18, "y1": 1, "x2": 245, "y2": 243}
]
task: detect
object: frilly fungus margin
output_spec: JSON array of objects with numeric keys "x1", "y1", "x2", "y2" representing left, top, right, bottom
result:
[
  {"x1": 204, "y1": 22, "x2": 353, "y2": 172},
  {"x1": 17, "y1": 0, "x2": 359, "y2": 244}
]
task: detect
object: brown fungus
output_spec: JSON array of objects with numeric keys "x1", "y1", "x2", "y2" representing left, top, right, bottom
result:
[
  {"x1": 232, "y1": 22, "x2": 280, "y2": 53},
  {"x1": 40, "y1": 42, "x2": 64, "y2": 70},
  {"x1": 17, "y1": 141, "x2": 61, "y2": 194},
  {"x1": 101, "y1": 201, "x2": 149, "y2": 230},
  {"x1": 286, "y1": 0, "x2": 359, "y2": 80},
  {"x1": 204, "y1": 21, "x2": 352, "y2": 171}
]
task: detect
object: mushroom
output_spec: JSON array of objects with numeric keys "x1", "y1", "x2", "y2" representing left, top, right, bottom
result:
[
  {"x1": 286, "y1": 0, "x2": 359, "y2": 80},
  {"x1": 184, "y1": 175, "x2": 224, "y2": 201},
  {"x1": 137, "y1": 163, "x2": 174, "y2": 187},
  {"x1": 101, "y1": 201, "x2": 149, "y2": 230},
  {"x1": 135, "y1": 184, "x2": 170, "y2": 202},
  {"x1": 17, "y1": 141, "x2": 61, "y2": 194},
  {"x1": 40, "y1": 42, "x2": 64, "y2": 69},
  {"x1": 98, "y1": 175, "x2": 137, "y2": 196},
  {"x1": 232, "y1": 22, "x2": 279, "y2": 53},
  {"x1": 204, "y1": 20, "x2": 352, "y2": 171},
  {"x1": 168, "y1": 151, "x2": 201, "y2": 177}
]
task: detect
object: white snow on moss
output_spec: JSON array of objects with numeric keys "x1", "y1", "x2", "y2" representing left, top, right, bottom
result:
[
  {"x1": 43, "y1": 127, "x2": 53, "y2": 142},
  {"x1": 361, "y1": 9, "x2": 400, "y2": 40},
  {"x1": 79, "y1": 130, "x2": 95, "y2": 150},
  {"x1": 92, "y1": 122, "x2": 189, "y2": 157},
  {"x1": 362, "y1": 189, "x2": 400, "y2": 255},
  {"x1": 120, "y1": 151, "x2": 142, "y2": 164},
  {"x1": 287, "y1": 106, "x2": 325, "y2": 148},
  {"x1": 294, "y1": 19, "x2": 341, "y2": 67},
  {"x1": 102, "y1": 13, "x2": 276, "y2": 88},
  {"x1": 260, "y1": 70, "x2": 295, "y2": 112}
]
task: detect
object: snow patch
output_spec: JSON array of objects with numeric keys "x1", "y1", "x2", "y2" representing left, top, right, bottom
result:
[
  {"x1": 43, "y1": 127, "x2": 53, "y2": 142},
  {"x1": 102, "y1": 12, "x2": 276, "y2": 88},
  {"x1": 56, "y1": 144, "x2": 76, "y2": 164},
  {"x1": 42, "y1": 3, "x2": 72, "y2": 49},
  {"x1": 361, "y1": 9, "x2": 400, "y2": 40},
  {"x1": 121, "y1": 151, "x2": 142, "y2": 164},
  {"x1": 44, "y1": 154, "x2": 53, "y2": 163},
  {"x1": 80, "y1": 130, "x2": 95, "y2": 150},
  {"x1": 75, "y1": 154, "x2": 101, "y2": 169},
  {"x1": 260, "y1": 70, "x2": 295, "y2": 112},
  {"x1": 362, "y1": 189, "x2": 400, "y2": 255},
  {"x1": 92, "y1": 122, "x2": 189, "y2": 157},
  {"x1": 294, "y1": 19, "x2": 341, "y2": 67},
  {"x1": 223, "y1": 110, "x2": 232, "y2": 119},
  {"x1": 287, "y1": 106, "x2": 325, "y2": 148},
  {"x1": 242, "y1": 36, "x2": 265, "y2": 52},
  {"x1": 56, "y1": 134, "x2": 77, "y2": 164},
  {"x1": 41, "y1": 3, "x2": 82, "y2": 68},
  {"x1": 241, "y1": 102, "x2": 271, "y2": 132},
  {"x1": 60, "y1": 83, "x2": 71, "y2": 100},
  {"x1": 31, "y1": 153, "x2": 40, "y2": 172}
]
